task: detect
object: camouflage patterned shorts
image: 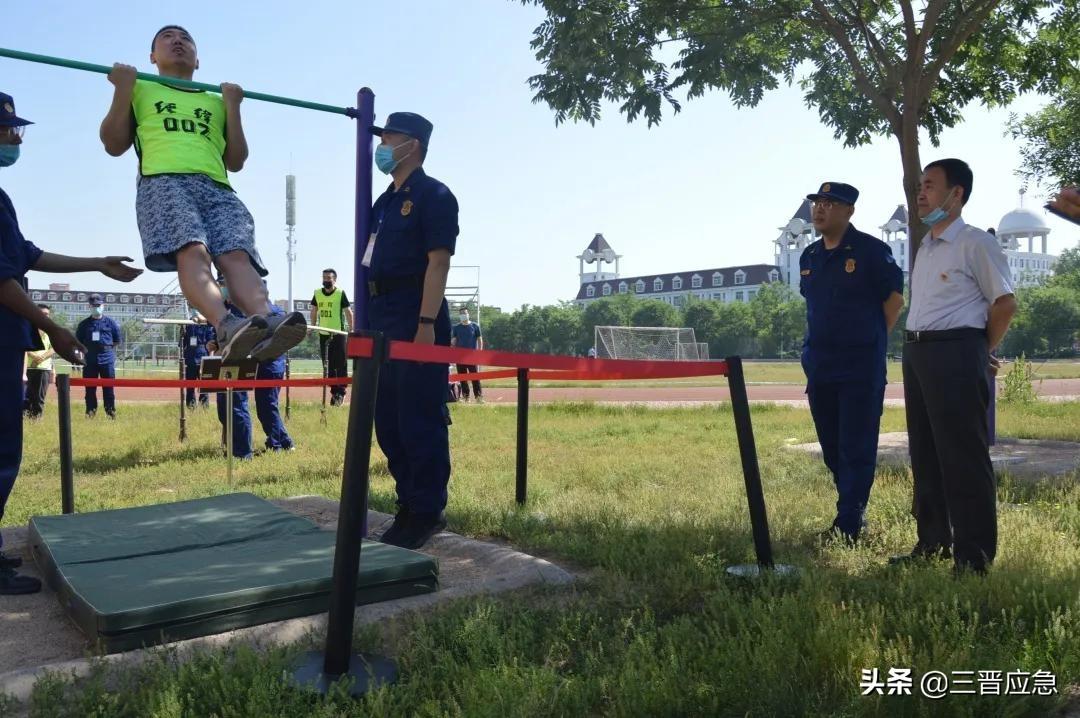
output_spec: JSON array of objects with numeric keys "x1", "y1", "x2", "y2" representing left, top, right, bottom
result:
[{"x1": 136, "y1": 173, "x2": 267, "y2": 276}]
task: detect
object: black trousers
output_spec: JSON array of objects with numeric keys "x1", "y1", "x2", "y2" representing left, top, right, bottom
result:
[
  {"x1": 902, "y1": 334, "x2": 996, "y2": 569},
  {"x1": 24, "y1": 368, "x2": 52, "y2": 417},
  {"x1": 456, "y1": 364, "x2": 483, "y2": 398},
  {"x1": 319, "y1": 333, "x2": 348, "y2": 400}
]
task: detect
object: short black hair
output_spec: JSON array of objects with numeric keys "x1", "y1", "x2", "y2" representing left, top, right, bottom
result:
[
  {"x1": 322, "y1": 268, "x2": 337, "y2": 278},
  {"x1": 152, "y1": 25, "x2": 194, "y2": 50},
  {"x1": 36, "y1": 303, "x2": 49, "y2": 311},
  {"x1": 924, "y1": 158, "x2": 973, "y2": 205}
]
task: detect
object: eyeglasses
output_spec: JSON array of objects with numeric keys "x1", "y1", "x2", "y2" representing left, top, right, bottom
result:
[
  {"x1": 0, "y1": 126, "x2": 25, "y2": 139},
  {"x1": 811, "y1": 199, "x2": 847, "y2": 209}
]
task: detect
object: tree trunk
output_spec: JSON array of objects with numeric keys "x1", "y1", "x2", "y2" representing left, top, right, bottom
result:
[{"x1": 897, "y1": 113, "x2": 926, "y2": 271}]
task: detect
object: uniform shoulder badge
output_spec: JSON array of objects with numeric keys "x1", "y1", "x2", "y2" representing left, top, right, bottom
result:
[
  {"x1": 401, "y1": 200, "x2": 413, "y2": 216},
  {"x1": 845, "y1": 258, "x2": 856, "y2": 273}
]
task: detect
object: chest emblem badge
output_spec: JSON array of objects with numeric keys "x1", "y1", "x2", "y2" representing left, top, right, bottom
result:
[
  {"x1": 401, "y1": 200, "x2": 413, "y2": 216},
  {"x1": 844, "y1": 258, "x2": 856, "y2": 273},
  {"x1": 800, "y1": 269, "x2": 811, "y2": 276}
]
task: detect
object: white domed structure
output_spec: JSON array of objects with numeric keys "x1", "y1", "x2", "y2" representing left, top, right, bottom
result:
[
  {"x1": 997, "y1": 208, "x2": 1050, "y2": 239},
  {"x1": 993, "y1": 195, "x2": 1055, "y2": 285}
]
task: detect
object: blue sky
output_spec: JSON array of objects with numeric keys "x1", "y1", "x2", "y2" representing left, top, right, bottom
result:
[{"x1": 2, "y1": 1, "x2": 1075, "y2": 311}]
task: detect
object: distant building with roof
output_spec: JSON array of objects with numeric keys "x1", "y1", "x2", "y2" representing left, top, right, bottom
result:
[
  {"x1": 577, "y1": 192, "x2": 1057, "y2": 309},
  {"x1": 574, "y1": 234, "x2": 781, "y2": 307}
]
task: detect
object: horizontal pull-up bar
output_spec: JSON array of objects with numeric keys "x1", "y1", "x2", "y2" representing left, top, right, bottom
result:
[{"x1": 0, "y1": 47, "x2": 357, "y2": 118}]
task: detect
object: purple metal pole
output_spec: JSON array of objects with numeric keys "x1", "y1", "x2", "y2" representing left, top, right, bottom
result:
[
  {"x1": 353, "y1": 88, "x2": 375, "y2": 538},
  {"x1": 354, "y1": 89, "x2": 375, "y2": 332}
]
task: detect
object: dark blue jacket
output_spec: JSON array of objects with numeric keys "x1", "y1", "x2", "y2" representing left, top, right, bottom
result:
[
  {"x1": 0, "y1": 187, "x2": 43, "y2": 351},
  {"x1": 76, "y1": 315, "x2": 123, "y2": 365},
  {"x1": 799, "y1": 223, "x2": 903, "y2": 384}
]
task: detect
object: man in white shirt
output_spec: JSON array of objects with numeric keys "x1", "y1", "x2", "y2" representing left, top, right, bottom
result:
[{"x1": 891, "y1": 158, "x2": 1017, "y2": 575}]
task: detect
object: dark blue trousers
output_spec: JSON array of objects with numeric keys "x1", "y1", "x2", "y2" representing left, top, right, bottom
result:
[
  {"x1": 255, "y1": 360, "x2": 293, "y2": 450},
  {"x1": 215, "y1": 389, "x2": 253, "y2": 459},
  {"x1": 185, "y1": 357, "x2": 210, "y2": 406},
  {"x1": 0, "y1": 349, "x2": 24, "y2": 550},
  {"x1": 807, "y1": 380, "x2": 886, "y2": 535},
  {"x1": 83, "y1": 359, "x2": 116, "y2": 413},
  {"x1": 368, "y1": 293, "x2": 451, "y2": 515}
]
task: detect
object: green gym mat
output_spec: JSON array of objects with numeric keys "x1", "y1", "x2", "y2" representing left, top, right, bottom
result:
[{"x1": 29, "y1": 493, "x2": 438, "y2": 653}]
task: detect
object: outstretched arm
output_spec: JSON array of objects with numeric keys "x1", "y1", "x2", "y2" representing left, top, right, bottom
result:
[{"x1": 33, "y1": 253, "x2": 143, "y2": 282}]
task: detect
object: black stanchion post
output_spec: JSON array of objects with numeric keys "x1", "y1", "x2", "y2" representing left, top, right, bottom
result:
[
  {"x1": 321, "y1": 351, "x2": 329, "y2": 426},
  {"x1": 178, "y1": 351, "x2": 187, "y2": 443},
  {"x1": 724, "y1": 356, "x2": 794, "y2": 578},
  {"x1": 515, "y1": 368, "x2": 529, "y2": 505},
  {"x1": 285, "y1": 353, "x2": 291, "y2": 420},
  {"x1": 57, "y1": 374, "x2": 74, "y2": 515},
  {"x1": 291, "y1": 331, "x2": 397, "y2": 695}
]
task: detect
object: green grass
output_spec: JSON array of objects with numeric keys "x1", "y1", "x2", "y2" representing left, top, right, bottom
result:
[{"x1": 6, "y1": 400, "x2": 1080, "y2": 716}]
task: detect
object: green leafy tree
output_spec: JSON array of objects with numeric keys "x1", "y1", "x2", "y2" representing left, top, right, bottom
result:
[
  {"x1": 711, "y1": 302, "x2": 757, "y2": 357},
  {"x1": 581, "y1": 295, "x2": 638, "y2": 348},
  {"x1": 1010, "y1": 77, "x2": 1080, "y2": 189},
  {"x1": 749, "y1": 283, "x2": 806, "y2": 357},
  {"x1": 631, "y1": 299, "x2": 680, "y2": 327},
  {"x1": 1048, "y1": 246, "x2": 1080, "y2": 294},
  {"x1": 522, "y1": 0, "x2": 1079, "y2": 259}
]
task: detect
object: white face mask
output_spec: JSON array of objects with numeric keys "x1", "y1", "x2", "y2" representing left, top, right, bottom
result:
[{"x1": 460, "y1": 314, "x2": 469, "y2": 322}]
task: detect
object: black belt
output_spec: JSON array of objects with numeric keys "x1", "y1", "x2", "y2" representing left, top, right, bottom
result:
[
  {"x1": 904, "y1": 328, "x2": 985, "y2": 343},
  {"x1": 367, "y1": 275, "x2": 423, "y2": 297}
]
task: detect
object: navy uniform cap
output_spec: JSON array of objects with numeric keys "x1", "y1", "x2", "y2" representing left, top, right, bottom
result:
[
  {"x1": 806, "y1": 181, "x2": 859, "y2": 205},
  {"x1": 88, "y1": 294, "x2": 103, "y2": 306},
  {"x1": 0, "y1": 93, "x2": 33, "y2": 127},
  {"x1": 370, "y1": 112, "x2": 433, "y2": 147}
]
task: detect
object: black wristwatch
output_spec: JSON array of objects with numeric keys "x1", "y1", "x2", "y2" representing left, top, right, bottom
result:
[{"x1": 418, "y1": 316, "x2": 436, "y2": 325}]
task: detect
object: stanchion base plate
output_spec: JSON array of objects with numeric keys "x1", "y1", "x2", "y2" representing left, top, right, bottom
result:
[
  {"x1": 290, "y1": 650, "x2": 398, "y2": 697},
  {"x1": 725, "y1": 564, "x2": 799, "y2": 579}
]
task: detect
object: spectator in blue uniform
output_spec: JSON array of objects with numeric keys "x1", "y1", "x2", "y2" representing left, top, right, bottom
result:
[
  {"x1": 75, "y1": 294, "x2": 123, "y2": 418},
  {"x1": 799, "y1": 181, "x2": 904, "y2": 545},
  {"x1": 181, "y1": 309, "x2": 214, "y2": 408},
  {"x1": 208, "y1": 279, "x2": 293, "y2": 456},
  {"x1": 0, "y1": 92, "x2": 142, "y2": 594},
  {"x1": 450, "y1": 307, "x2": 484, "y2": 402},
  {"x1": 365, "y1": 112, "x2": 458, "y2": 550}
]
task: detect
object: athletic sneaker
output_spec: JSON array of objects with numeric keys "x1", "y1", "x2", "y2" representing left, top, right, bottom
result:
[
  {"x1": 218, "y1": 314, "x2": 270, "y2": 363},
  {"x1": 249, "y1": 312, "x2": 308, "y2": 362}
]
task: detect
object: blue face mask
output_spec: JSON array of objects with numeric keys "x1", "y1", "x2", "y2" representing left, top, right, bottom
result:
[
  {"x1": 375, "y1": 140, "x2": 413, "y2": 175},
  {"x1": 920, "y1": 190, "x2": 958, "y2": 225},
  {"x1": 0, "y1": 145, "x2": 20, "y2": 168},
  {"x1": 91, "y1": 306, "x2": 104, "y2": 318}
]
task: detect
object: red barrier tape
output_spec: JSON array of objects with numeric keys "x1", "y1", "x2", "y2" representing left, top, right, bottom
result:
[
  {"x1": 69, "y1": 377, "x2": 350, "y2": 390},
  {"x1": 447, "y1": 369, "x2": 519, "y2": 383},
  {"x1": 348, "y1": 337, "x2": 728, "y2": 378}
]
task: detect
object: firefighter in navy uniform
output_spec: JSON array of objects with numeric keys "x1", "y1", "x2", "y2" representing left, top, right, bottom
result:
[
  {"x1": 799, "y1": 182, "x2": 905, "y2": 544},
  {"x1": 364, "y1": 112, "x2": 458, "y2": 551}
]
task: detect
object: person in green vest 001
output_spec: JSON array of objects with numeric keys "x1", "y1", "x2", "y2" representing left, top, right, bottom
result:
[
  {"x1": 310, "y1": 268, "x2": 352, "y2": 406},
  {"x1": 23, "y1": 303, "x2": 55, "y2": 419}
]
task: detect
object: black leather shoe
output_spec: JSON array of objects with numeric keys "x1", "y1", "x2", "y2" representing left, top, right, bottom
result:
[
  {"x1": 0, "y1": 568, "x2": 41, "y2": 595},
  {"x1": 888, "y1": 543, "x2": 951, "y2": 566},
  {"x1": 388, "y1": 512, "x2": 447, "y2": 550},
  {"x1": 378, "y1": 507, "x2": 411, "y2": 546},
  {"x1": 0, "y1": 551, "x2": 22, "y2": 570},
  {"x1": 816, "y1": 525, "x2": 859, "y2": 546}
]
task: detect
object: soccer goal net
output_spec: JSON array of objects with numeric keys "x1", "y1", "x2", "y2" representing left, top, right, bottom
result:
[{"x1": 594, "y1": 326, "x2": 710, "y2": 361}]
